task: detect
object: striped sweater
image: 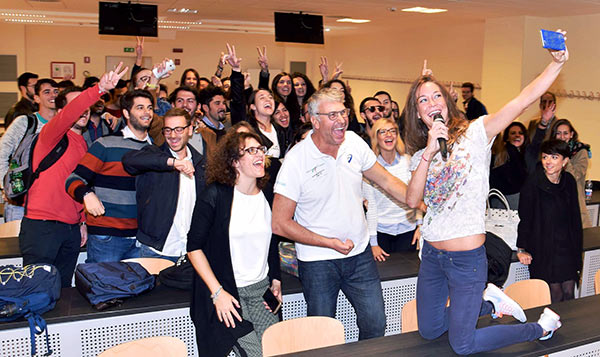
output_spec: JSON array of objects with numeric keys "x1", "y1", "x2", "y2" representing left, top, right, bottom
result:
[{"x1": 66, "y1": 130, "x2": 149, "y2": 236}]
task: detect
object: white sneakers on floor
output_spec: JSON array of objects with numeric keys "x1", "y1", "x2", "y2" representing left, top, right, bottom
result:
[
  {"x1": 537, "y1": 307, "x2": 562, "y2": 341},
  {"x1": 483, "y1": 283, "x2": 527, "y2": 323}
]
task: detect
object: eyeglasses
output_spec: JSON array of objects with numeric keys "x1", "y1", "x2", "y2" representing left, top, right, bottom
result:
[
  {"x1": 241, "y1": 146, "x2": 267, "y2": 155},
  {"x1": 316, "y1": 108, "x2": 350, "y2": 121},
  {"x1": 363, "y1": 106, "x2": 384, "y2": 113},
  {"x1": 162, "y1": 124, "x2": 190, "y2": 135},
  {"x1": 377, "y1": 128, "x2": 398, "y2": 136}
]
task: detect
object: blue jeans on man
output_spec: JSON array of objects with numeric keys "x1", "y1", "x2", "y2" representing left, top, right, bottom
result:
[
  {"x1": 139, "y1": 243, "x2": 180, "y2": 263},
  {"x1": 4, "y1": 203, "x2": 24, "y2": 222},
  {"x1": 417, "y1": 240, "x2": 543, "y2": 355},
  {"x1": 86, "y1": 234, "x2": 141, "y2": 263},
  {"x1": 298, "y1": 245, "x2": 386, "y2": 340}
]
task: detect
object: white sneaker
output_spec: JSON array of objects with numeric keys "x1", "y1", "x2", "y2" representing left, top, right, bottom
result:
[
  {"x1": 482, "y1": 283, "x2": 527, "y2": 323},
  {"x1": 538, "y1": 308, "x2": 561, "y2": 341}
]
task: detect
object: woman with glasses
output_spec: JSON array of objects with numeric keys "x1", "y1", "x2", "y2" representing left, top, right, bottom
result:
[
  {"x1": 362, "y1": 118, "x2": 421, "y2": 261},
  {"x1": 188, "y1": 131, "x2": 281, "y2": 357},
  {"x1": 403, "y1": 32, "x2": 568, "y2": 353}
]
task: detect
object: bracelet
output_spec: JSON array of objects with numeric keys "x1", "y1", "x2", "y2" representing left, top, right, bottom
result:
[
  {"x1": 146, "y1": 83, "x2": 157, "y2": 89},
  {"x1": 517, "y1": 248, "x2": 526, "y2": 254},
  {"x1": 211, "y1": 285, "x2": 223, "y2": 303},
  {"x1": 421, "y1": 155, "x2": 429, "y2": 163}
]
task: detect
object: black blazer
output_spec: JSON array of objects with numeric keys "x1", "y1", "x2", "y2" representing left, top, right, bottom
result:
[
  {"x1": 186, "y1": 183, "x2": 281, "y2": 356},
  {"x1": 122, "y1": 143, "x2": 206, "y2": 251}
]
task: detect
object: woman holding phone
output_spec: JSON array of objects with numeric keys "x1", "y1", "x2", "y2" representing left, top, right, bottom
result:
[
  {"x1": 404, "y1": 30, "x2": 568, "y2": 354},
  {"x1": 187, "y1": 131, "x2": 281, "y2": 357}
]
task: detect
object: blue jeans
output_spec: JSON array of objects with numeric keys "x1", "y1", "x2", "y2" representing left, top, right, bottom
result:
[
  {"x1": 298, "y1": 245, "x2": 386, "y2": 340},
  {"x1": 139, "y1": 243, "x2": 180, "y2": 263},
  {"x1": 86, "y1": 234, "x2": 141, "y2": 263},
  {"x1": 4, "y1": 203, "x2": 24, "y2": 222},
  {"x1": 417, "y1": 241, "x2": 543, "y2": 355}
]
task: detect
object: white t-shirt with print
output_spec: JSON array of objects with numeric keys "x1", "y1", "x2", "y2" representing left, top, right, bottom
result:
[
  {"x1": 274, "y1": 130, "x2": 376, "y2": 261},
  {"x1": 410, "y1": 117, "x2": 493, "y2": 242}
]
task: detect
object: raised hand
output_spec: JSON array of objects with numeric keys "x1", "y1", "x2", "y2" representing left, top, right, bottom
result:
[
  {"x1": 541, "y1": 102, "x2": 556, "y2": 124},
  {"x1": 422, "y1": 59, "x2": 433, "y2": 76},
  {"x1": 332, "y1": 62, "x2": 343, "y2": 80},
  {"x1": 225, "y1": 43, "x2": 242, "y2": 72},
  {"x1": 319, "y1": 56, "x2": 330, "y2": 82},
  {"x1": 151, "y1": 58, "x2": 174, "y2": 84},
  {"x1": 243, "y1": 72, "x2": 251, "y2": 90},
  {"x1": 549, "y1": 29, "x2": 569, "y2": 64},
  {"x1": 257, "y1": 46, "x2": 268, "y2": 71},
  {"x1": 135, "y1": 36, "x2": 144, "y2": 66},
  {"x1": 211, "y1": 75, "x2": 223, "y2": 87},
  {"x1": 98, "y1": 62, "x2": 128, "y2": 93}
]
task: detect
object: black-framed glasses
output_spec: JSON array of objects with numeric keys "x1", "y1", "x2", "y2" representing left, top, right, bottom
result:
[
  {"x1": 377, "y1": 128, "x2": 397, "y2": 136},
  {"x1": 316, "y1": 108, "x2": 350, "y2": 121},
  {"x1": 241, "y1": 146, "x2": 267, "y2": 155},
  {"x1": 162, "y1": 124, "x2": 190, "y2": 135},
  {"x1": 363, "y1": 106, "x2": 384, "y2": 113}
]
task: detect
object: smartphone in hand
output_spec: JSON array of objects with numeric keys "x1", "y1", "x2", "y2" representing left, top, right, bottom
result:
[
  {"x1": 540, "y1": 29, "x2": 566, "y2": 51},
  {"x1": 263, "y1": 288, "x2": 282, "y2": 314}
]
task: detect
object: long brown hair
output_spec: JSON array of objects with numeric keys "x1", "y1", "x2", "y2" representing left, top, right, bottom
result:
[{"x1": 403, "y1": 75, "x2": 468, "y2": 155}]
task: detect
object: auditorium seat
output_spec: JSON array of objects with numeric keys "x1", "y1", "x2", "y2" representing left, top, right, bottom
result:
[
  {"x1": 262, "y1": 316, "x2": 345, "y2": 356},
  {"x1": 0, "y1": 219, "x2": 20, "y2": 238},
  {"x1": 595, "y1": 270, "x2": 600, "y2": 295},
  {"x1": 401, "y1": 299, "x2": 419, "y2": 333},
  {"x1": 98, "y1": 336, "x2": 186, "y2": 356},
  {"x1": 504, "y1": 279, "x2": 551, "y2": 310}
]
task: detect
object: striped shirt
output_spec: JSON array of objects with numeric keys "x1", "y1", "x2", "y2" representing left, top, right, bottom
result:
[{"x1": 66, "y1": 128, "x2": 150, "y2": 236}]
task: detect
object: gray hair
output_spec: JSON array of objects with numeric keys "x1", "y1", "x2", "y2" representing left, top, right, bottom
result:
[{"x1": 306, "y1": 88, "x2": 344, "y2": 120}]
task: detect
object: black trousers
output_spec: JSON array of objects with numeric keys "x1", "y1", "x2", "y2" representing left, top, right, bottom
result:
[
  {"x1": 377, "y1": 229, "x2": 417, "y2": 252},
  {"x1": 19, "y1": 217, "x2": 81, "y2": 288}
]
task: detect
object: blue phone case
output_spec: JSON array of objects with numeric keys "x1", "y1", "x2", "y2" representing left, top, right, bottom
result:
[{"x1": 540, "y1": 29, "x2": 565, "y2": 51}]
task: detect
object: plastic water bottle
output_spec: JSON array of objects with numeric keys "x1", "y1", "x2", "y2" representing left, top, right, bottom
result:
[{"x1": 585, "y1": 180, "x2": 593, "y2": 202}]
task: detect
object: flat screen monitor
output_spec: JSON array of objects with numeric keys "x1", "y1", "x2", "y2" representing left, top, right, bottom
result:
[
  {"x1": 99, "y1": 2, "x2": 158, "y2": 37},
  {"x1": 274, "y1": 12, "x2": 324, "y2": 44}
]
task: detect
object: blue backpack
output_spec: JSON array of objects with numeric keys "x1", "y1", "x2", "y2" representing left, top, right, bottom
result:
[
  {"x1": 75, "y1": 261, "x2": 156, "y2": 310},
  {"x1": 0, "y1": 264, "x2": 61, "y2": 356}
]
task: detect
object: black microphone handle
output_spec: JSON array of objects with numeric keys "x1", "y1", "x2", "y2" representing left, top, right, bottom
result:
[{"x1": 438, "y1": 137, "x2": 448, "y2": 160}]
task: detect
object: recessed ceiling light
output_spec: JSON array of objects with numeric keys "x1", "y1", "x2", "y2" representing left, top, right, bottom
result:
[
  {"x1": 4, "y1": 18, "x2": 53, "y2": 23},
  {"x1": 159, "y1": 20, "x2": 202, "y2": 25},
  {"x1": 1, "y1": 12, "x2": 46, "y2": 17},
  {"x1": 336, "y1": 18, "x2": 370, "y2": 24},
  {"x1": 159, "y1": 25, "x2": 190, "y2": 30},
  {"x1": 402, "y1": 7, "x2": 447, "y2": 14},
  {"x1": 167, "y1": 8, "x2": 198, "y2": 14}
]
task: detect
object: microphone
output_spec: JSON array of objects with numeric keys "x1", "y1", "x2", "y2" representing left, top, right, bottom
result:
[{"x1": 433, "y1": 113, "x2": 448, "y2": 160}]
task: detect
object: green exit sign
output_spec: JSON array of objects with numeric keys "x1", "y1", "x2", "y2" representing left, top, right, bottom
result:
[{"x1": 124, "y1": 47, "x2": 134, "y2": 53}]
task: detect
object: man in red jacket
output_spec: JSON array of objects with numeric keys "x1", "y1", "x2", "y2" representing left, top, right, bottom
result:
[{"x1": 19, "y1": 63, "x2": 128, "y2": 287}]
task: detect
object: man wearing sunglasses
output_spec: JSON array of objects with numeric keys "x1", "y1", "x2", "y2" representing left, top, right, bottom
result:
[
  {"x1": 358, "y1": 97, "x2": 385, "y2": 146},
  {"x1": 122, "y1": 107, "x2": 205, "y2": 262}
]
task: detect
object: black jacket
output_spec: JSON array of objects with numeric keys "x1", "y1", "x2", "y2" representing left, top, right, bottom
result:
[
  {"x1": 517, "y1": 165, "x2": 583, "y2": 282},
  {"x1": 122, "y1": 142, "x2": 206, "y2": 251},
  {"x1": 187, "y1": 183, "x2": 281, "y2": 357},
  {"x1": 464, "y1": 96, "x2": 488, "y2": 121}
]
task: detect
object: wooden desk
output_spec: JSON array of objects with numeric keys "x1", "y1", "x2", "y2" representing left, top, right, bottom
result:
[{"x1": 284, "y1": 294, "x2": 600, "y2": 357}]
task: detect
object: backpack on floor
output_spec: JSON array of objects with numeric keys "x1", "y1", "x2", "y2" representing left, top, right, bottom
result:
[
  {"x1": 0, "y1": 264, "x2": 61, "y2": 356},
  {"x1": 3, "y1": 113, "x2": 68, "y2": 205},
  {"x1": 75, "y1": 262, "x2": 156, "y2": 311}
]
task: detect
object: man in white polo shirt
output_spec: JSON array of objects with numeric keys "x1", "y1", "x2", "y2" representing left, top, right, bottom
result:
[{"x1": 272, "y1": 88, "x2": 408, "y2": 340}]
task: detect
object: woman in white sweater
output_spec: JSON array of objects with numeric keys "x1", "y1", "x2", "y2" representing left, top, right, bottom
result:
[{"x1": 363, "y1": 118, "x2": 422, "y2": 261}]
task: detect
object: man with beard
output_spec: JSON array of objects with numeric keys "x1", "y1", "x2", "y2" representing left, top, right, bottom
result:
[
  {"x1": 374, "y1": 91, "x2": 393, "y2": 119},
  {"x1": 4, "y1": 72, "x2": 39, "y2": 129},
  {"x1": 199, "y1": 85, "x2": 227, "y2": 140},
  {"x1": 82, "y1": 94, "x2": 115, "y2": 147},
  {"x1": 169, "y1": 86, "x2": 216, "y2": 156},
  {"x1": 358, "y1": 97, "x2": 385, "y2": 146},
  {"x1": 122, "y1": 108, "x2": 205, "y2": 262},
  {"x1": 0, "y1": 78, "x2": 58, "y2": 222},
  {"x1": 20, "y1": 65, "x2": 127, "y2": 287},
  {"x1": 66, "y1": 89, "x2": 153, "y2": 263}
]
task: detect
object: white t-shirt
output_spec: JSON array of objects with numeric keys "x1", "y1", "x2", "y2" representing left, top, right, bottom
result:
[
  {"x1": 259, "y1": 126, "x2": 281, "y2": 158},
  {"x1": 274, "y1": 130, "x2": 376, "y2": 261},
  {"x1": 229, "y1": 189, "x2": 271, "y2": 288},
  {"x1": 410, "y1": 117, "x2": 493, "y2": 242}
]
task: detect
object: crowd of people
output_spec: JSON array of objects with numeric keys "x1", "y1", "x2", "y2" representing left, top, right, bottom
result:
[{"x1": 0, "y1": 31, "x2": 585, "y2": 356}]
